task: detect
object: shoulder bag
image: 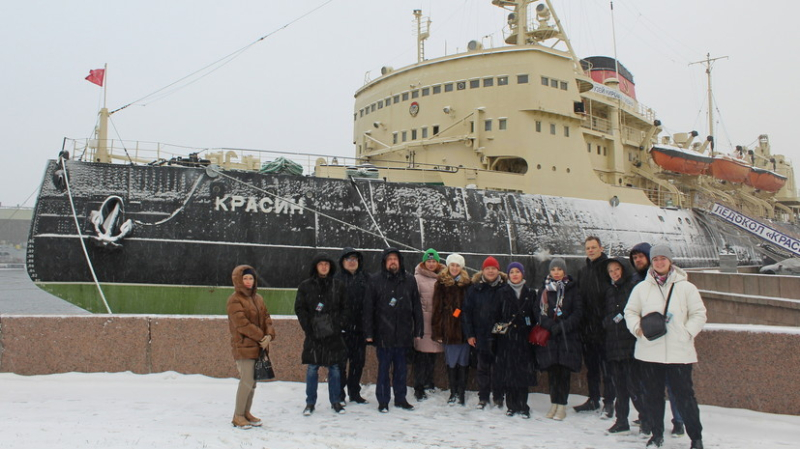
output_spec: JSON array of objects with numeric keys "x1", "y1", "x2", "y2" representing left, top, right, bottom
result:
[{"x1": 640, "y1": 285, "x2": 674, "y2": 341}]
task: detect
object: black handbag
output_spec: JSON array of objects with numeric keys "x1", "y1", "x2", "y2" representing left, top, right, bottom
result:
[
  {"x1": 640, "y1": 285, "x2": 673, "y2": 341},
  {"x1": 312, "y1": 314, "x2": 336, "y2": 338},
  {"x1": 254, "y1": 349, "x2": 276, "y2": 382}
]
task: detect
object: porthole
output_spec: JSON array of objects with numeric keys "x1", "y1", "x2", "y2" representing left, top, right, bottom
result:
[
  {"x1": 537, "y1": 164, "x2": 542, "y2": 170},
  {"x1": 551, "y1": 166, "x2": 556, "y2": 171}
]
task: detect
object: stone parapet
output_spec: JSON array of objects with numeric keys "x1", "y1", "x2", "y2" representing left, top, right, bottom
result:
[{"x1": 1, "y1": 315, "x2": 797, "y2": 415}]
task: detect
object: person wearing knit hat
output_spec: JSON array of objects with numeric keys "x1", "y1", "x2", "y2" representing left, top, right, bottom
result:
[
  {"x1": 462, "y1": 255, "x2": 507, "y2": 409},
  {"x1": 431, "y1": 252, "x2": 472, "y2": 406},
  {"x1": 413, "y1": 248, "x2": 445, "y2": 401},
  {"x1": 446, "y1": 253, "x2": 466, "y2": 269},
  {"x1": 494, "y1": 261, "x2": 536, "y2": 418},
  {"x1": 549, "y1": 258, "x2": 566, "y2": 272},
  {"x1": 422, "y1": 248, "x2": 440, "y2": 263},
  {"x1": 536, "y1": 255, "x2": 583, "y2": 421},
  {"x1": 648, "y1": 244, "x2": 674, "y2": 262},
  {"x1": 624, "y1": 244, "x2": 706, "y2": 449},
  {"x1": 482, "y1": 256, "x2": 500, "y2": 270}
]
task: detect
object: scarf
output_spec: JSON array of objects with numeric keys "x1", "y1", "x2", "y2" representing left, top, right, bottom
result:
[
  {"x1": 541, "y1": 275, "x2": 568, "y2": 316},
  {"x1": 509, "y1": 279, "x2": 525, "y2": 299},
  {"x1": 649, "y1": 267, "x2": 673, "y2": 286}
]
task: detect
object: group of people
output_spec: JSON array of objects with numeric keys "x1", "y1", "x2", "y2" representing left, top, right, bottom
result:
[{"x1": 225, "y1": 237, "x2": 707, "y2": 449}]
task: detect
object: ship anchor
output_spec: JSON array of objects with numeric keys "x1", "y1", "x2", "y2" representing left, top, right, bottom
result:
[{"x1": 89, "y1": 196, "x2": 134, "y2": 248}]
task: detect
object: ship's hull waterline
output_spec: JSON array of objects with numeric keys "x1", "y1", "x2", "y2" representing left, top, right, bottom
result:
[{"x1": 28, "y1": 160, "x2": 759, "y2": 314}]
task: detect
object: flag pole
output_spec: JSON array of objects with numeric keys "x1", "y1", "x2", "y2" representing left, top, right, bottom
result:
[{"x1": 103, "y1": 63, "x2": 108, "y2": 110}]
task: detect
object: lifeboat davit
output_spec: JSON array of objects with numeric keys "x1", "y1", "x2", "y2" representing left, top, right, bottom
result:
[
  {"x1": 709, "y1": 156, "x2": 751, "y2": 183},
  {"x1": 650, "y1": 145, "x2": 712, "y2": 175},
  {"x1": 745, "y1": 167, "x2": 788, "y2": 192}
]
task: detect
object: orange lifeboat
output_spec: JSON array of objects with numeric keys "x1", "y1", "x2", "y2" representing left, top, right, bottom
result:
[
  {"x1": 650, "y1": 145, "x2": 712, "y2": 175},
  {"x1": 745, "y1": 167, "x2": 787, "y2": 192},
  {"x1": 709, "y1": 156, "x2": 751, "y2": 183}
]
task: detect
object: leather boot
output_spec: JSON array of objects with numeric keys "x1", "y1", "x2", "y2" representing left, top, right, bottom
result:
[
  {"x1": 244, "y1": 411, "x2": 262, "y2": 426},
  {"x1": 447, "y1": 367, "x2": 458, "y2": 405},
  {"x1": 231, "y1": 415, "x2": 253, "y2": 429}
]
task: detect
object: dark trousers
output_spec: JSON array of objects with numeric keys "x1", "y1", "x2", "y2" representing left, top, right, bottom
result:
[
  {"x1": 583, "y1": 341, "x2": 615, "y2": 403},
  {"x1": 413, "y1": 351, "x2": 437, "y2": 390},
  {"x1": 608, "y1": 359, "x2": 647, "y2": 422},
  {"x1": 376, "y1": 347, "x2": 409, "y2": 406},
  {"x1": 505, "y1": 387, "x2": 530, "y2": 413},
  {"x1": 339, "y1": 332, "x2": 366, "y2": 400},
  {"x1": 476, "y1": 350, "x2": 504, "y2": 402},
  {"x1": 640, "y1": 362, "x2": 703, "y2": 441},
  {"x1": 548, "y1": 364, "x2": 572, "y2": 405}
]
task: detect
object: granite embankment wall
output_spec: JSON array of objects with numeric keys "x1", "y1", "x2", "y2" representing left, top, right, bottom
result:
[{"x1": 1, "y1": 315, "x2": 797, "y2": 416}]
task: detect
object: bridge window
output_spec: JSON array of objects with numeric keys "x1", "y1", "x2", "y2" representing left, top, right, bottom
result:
[
  {"x1": 393, "y1": 95, "x2": 400, "y2": 103},
  {"x1": 377, "y1": 100, "x2": 383, "y2": 109},
  {"x1": 541, "y1": 76, "x2": 549, "y2": 86},
  {"x1": 485, "y1": 120, "x2": 492, "y2": 131},
  {"x1": 385, "y1": 97, "x2": 391, "y2": 106},
  {"x1": 499, "y1": 118, "x2": 507, "y2": 130},
  {"x1": 483, "y1": 78, "x2": 494, "y2": 87},
  {"x1": 422, "y1": 87, "x2": 430, "y2": 96},
  {"x1": 444, "y1": 83, "x2": 454, "y2": 92},
  {"x1": 432, "y1": 85, "x2": 442, "y2": 94},
  {"x1": 498, "y1": 76, "x2": 509, "y2": 86},
  {"x1": 470, "y1": 79, "x2": 480, "y2": 89},
  {"x1": 560, "y1": 81, "x2": 568, "y2": 90},
  {"x1": 517, "y1": 74, "x2": 529, "y2": 84},
  {"x1": 402, "y1": 92, "x2": 409, "y2": 101},
  {"x1": 411, "y1": 90, "x2": 419, "y2": 99}
]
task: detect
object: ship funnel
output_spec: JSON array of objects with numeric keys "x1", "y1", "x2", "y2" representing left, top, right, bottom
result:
[
  {"x1": 467, "y1": 40, "x2": 483, "y2": 51},
  {"x1": 380, "y1": 66, "x2": 394, "y2": 75}
]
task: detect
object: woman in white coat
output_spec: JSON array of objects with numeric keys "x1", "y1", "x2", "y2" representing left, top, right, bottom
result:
[{"x1": 624, "y1": 245, "x2": 706, "y2": 449}]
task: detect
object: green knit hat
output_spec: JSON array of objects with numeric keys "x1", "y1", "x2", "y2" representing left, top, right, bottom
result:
[{"x1": 422, "y1": 248, "x2": 440, "y2": 263}]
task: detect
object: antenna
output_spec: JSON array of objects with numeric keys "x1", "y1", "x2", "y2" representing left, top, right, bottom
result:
[{"x1": 690, "y1": 53, "x2": 728, "y2": 145}]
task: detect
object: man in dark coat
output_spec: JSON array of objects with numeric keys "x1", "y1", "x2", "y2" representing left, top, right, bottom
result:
[
  {"x1": 462, "y1": 256, "x2": 508, "y2": 409},
  {"x1": 295, "y1": 252, "x2": 348, "y2": 416},
  {"x1": 363, "y1": 247, "x2": 423, "y2": 413},
  {"x1": 574, "y1": 235, "x2": 615, "y2": 416},
  {"x1": 334, "y1": 247, "x2": 369, "y2": 404}
]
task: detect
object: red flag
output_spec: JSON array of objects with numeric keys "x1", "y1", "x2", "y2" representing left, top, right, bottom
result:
[{"x1": 85, "y1": 68, "x2": 105, "y2": 87}]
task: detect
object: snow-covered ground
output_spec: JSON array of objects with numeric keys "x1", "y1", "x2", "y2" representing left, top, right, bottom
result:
[{"x1": 1, "y1": 372, "x2": 796, "y2": 448}]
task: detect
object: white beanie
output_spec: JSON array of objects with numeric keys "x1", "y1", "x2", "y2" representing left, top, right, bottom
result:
[{"x1": 445, "y1": 253, "x2": 465, "y2": 268}]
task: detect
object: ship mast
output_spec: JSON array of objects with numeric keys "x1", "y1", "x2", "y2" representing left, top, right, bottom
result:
[
  {"x1": 414, "y1": 9, "x2": 430, "y2": 63},
  {"x1": 689, "y1": 53, "x2": 728, "y2": 152}
]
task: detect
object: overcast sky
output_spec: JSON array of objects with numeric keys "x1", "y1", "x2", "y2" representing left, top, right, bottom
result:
[{"x1": 2, "y1": 0, "x2": 798, "y2": 208}]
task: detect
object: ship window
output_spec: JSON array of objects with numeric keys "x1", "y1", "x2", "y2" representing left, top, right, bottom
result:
[
  {"x1": 411, "y1": 129, "x2": 418, "y2": 140},
  {"x1": 365, "y1": 107, "x2": 369, "y2": 115},
  {"x1": 560, "y1": 81, "x2": 568, "y2": 90},
  {"x1": 498, "y1": 76, "x2": 509, "y2": 86},
  {"x1": 597, "y1": 145, "x2": 601, "y2": 155},
  {"x1": 686, "y1": 218, "x2": 692, "y2": 225},
  {"x1": 422, "y1": 87, "x2": 430, "y2": 96},
  {"x1": 603, "y1": 146, "x2": 607, "y2": 156},
  {"x1": 457, "y1": 81, "x2": 467, "y2": 90},
  {"x1": 483, "y1": 78, "x2": 494, "y2": 87},
  {"x1": 422, "y1": 127, "x2": 428, "y2": 138},
  {"x1": 485, "y1": 120, "x2": 492, "y2": 131},
  {"x1": 371, "y1": 104, "x2": 376, "y2": 112},
  {"x1": 393, "y1": 132, "x2": 398, "y2": 144},
  {"x1": 470, "y1": 121, "x2": 475, "y2": 133},
  {"x1": 517, "y1": 74, "x2": 529, "y2": 84},
  {"x1": 393, "y1": 95, "x2": 400, "y2": 103},
  {"x1": 551, "y1": 79, "x2": 558, "y2": 88},
  {"x1": 550, "y1": 123, "x2": 556, "y2": 135},
  {"x1": 499, "y1": 118, "x2": 507, "y2": 130},
  {"x1": 385, "y1": 97, "x2": 391, "y2": 106},
  {"x1": 541, "y1": 76, "x2": 549, "y2": 86},
  {"x1": 433, "y1": 85, "x2": 442, "y2": 94},
  {"x1": 433, "y1": 125, "x2": 440, "y2": 135},
  {"x1": 402, "y1": 131, "x2": 407, "y2": 142},
  {"x1": 564, "y1": 126, "x2": 570, "y2": 137},
  {"x1": 378, "y1": 100, "x2": 383, "y2": 109},
  {"x1": 402, "y1": 92, "x2": 409, "y2": 101},
  {"x1": 354, "y1": 113, "x2": 357, "y2": 121},
  {"x1": 444, "y1": 83, "x2": 454, "y2": 92},
  {"x1": 411, "y1": 90, "x2": 419, "y2": 99},
  {"x1": 470, "y1": 79, "x2": 480, "y2": 89},
  {"x1": 587, "y1": 142, "x2": 592, "y2": 153},
  {"x1": 360, "y1": 109, "x2": 364, "y2": 117},
  {"x1": 536, "y1": 121, "x2": 542, "y2": 132}
]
